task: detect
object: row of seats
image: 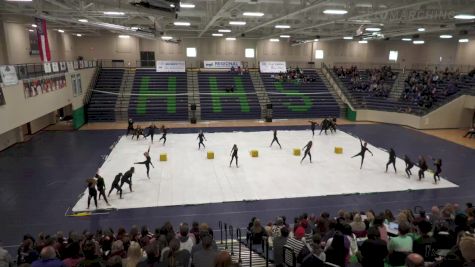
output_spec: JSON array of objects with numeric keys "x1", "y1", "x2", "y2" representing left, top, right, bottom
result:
[{"x1": 86, "y1": 69, "x2": 341, "y2": 122}]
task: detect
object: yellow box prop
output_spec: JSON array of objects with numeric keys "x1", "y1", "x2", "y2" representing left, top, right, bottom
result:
[
  {"x1": 160, "y1": 153, "x2": 167, "y2": 161},
  {"x1": 250, "y1": 150, "x2": 259, "y2": 157},
  {"x1": 334, "y1": 147, "x2": 343, "y2": 154},
  {"x1": 207, "y1": 151, "x2": 214, "y2": 159},
  {"x1": 293, "y1": 148, "x2": 301, "y2": 156}
]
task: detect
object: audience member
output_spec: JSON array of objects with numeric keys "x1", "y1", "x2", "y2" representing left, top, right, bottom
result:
[{"x1": 358, "y1": 226, "x2": 388, "y2": 267}]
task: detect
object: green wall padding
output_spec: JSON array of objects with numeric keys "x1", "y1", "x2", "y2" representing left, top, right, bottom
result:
[
  {"x1": 346, "y1": 107, "x2": 357, "y2": 121},
  {"x1": 73, "y1": 106, "x2": 85, "y2": 129}
]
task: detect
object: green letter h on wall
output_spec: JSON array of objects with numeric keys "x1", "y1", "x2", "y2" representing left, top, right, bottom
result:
[{"x1": 136, "y1": 76, "x2": 177, "y2": 115}]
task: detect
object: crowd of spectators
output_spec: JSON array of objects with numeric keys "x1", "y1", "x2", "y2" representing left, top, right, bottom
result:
[
  {"x1": 333, "y1": 66, "x2": 397, "y2": 97},
  {"x1": 272, "y1": 67, "x2": 320, "y2": 83},
  {"x1": 247, "y1": 202, "x2": 475, "y2": 267},
  {"x1": 401, "y1": 68, "x2": 464, "y2": 109},
  {"x1": 1, "y1": 222, "x2": 237, "y2": 267}
]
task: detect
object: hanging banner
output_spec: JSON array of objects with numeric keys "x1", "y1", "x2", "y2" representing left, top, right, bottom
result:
[
  {"x1": 79, "y1": 60, "x2": 84, "y2": 69},
  {"x1": 0, "y1": 65, "x2": 19, "y2": 86},
  {"x1": 44, "y1": 63, "x2": 52, "y2": 73},
  {"x1": 35, "y1": 17, "x2": 51, "y2": 62},
  {"x1": 259, "y1": 61, "x2": 287, "y2": 73},
  {"x1": 23, "y1": 74, "x2": 67, "y2": 99},
  {"x1": 0, "y1": 85, "x2": 5, "y2": 106},
  {"x1": 73, "y1": 61, "x2": 79, "y2": 70},
  {"x1": 67, "y1": 61, "x2": 74, "y2": 72},
  {"x1": 71, "y1": 74, "x2": 77, "y2": 97},
  {"x1": 156, "y1": 61, "x2": 186, "y2": 72},
  {"x1": 204, "y1": 60, "x2": 242, "y2": 69},
  {"x1": 52, "y1": 62, "x2": 59, "y2": 72},
  {"x1": 60, "y1": 62, "x2": 67, "y2": 71}
]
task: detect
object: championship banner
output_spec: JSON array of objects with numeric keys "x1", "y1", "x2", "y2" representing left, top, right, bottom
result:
[
  {"x1": 204, "y1": 60, "x2": 242, "y2": 69},
  {"x1": 60, "y1": 62, "x2": 67, "y2": 71},
  {"x1": 66, "y1": 61, "x2": 74, "y2": 72},
  {"x1": 0, "y1": 65, "x2": 19, "y2": 86},
  {"x1": 0, "y1": 85, "x2": 5, "y2": 106},
  {"x1": 44, "y1": 63, "x2": 52, "y2": 74},
  {"x1": 79, "y1": 60, "x2": 84, "y2": 69},
  {"x1": 35, "y1": 18, "x2": 51, "y2": 62},
  {"x1": 23, "y1": 75, "x2": 67, "y2": 99},
  {"x1": 259, "y1": 61, "x2": 287, "y2": 73},
  {"x1": 156, "y1": 61, "x2": 186, "y2": 72},
  {"x1": 73, "y1": 61, "x2": 79, "y2": 70},
  {"x1": 52, "y1": 62, "x2": 59, "y2": 72}
]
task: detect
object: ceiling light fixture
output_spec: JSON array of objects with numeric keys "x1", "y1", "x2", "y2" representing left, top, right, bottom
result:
[
  {"x1": 226, "y1": 37, "x2": 236, "y2": 41},
  {"x1": 323, "y1": 9, "x2": 348, "y2": 15},
  {"x1": 103, "y1": 11, "x2": 125, "y2": 15},
  {"x1": 131, "y1": 27, "x2": 139, "y2": 31},
  {"x1": 161, "y1": 36, "x2": 173, "y2": 40},
  {"x1": 417, "y1": 28, "x2": 426, "y2": 32},
  {"x1": 358, "y1": 40, "x2": 368, "y2": 44},
  {"x1": 454, "y1": 14, "x2": 475, "y2": 20},
  {"x1": 218, "y1": 29, "x2": 231, "y2": 33},
  {"x1": 76, "y1": 34, "x2": 82, "y2": 37},
  {"x1": 439, "y1": 34, "x2": 452, "y2": 39},
  {"x1": 280, "y1": 35, "x2": 290, "y2": 38},
  {"x1": 31, "y1": 24, "x2": 37, "y2": 28},
  {"x1": 212, "y1": 33, "x2": 223, "y2": 36},
  {"x1": 243, "y1": 12, "x2": 264, "y2": 17},
  {"x1": 174, "y1": 22, "x2": 191, "y2": 26},
  {"x1": 343, "y1": 36, "x2": 353, "y2": 40},
  {"x1": 5, "y1": 0, "x2": 33, "y2": 2},
  {"x1": 402, "y1": 38, "x2": 412, "y2": 41},
  {"x1": 180, "y1": 3, "x2": 195, "y2": 8},
  {"x1": 459, "y1": 38, "x2": 469, "y2": 43},
  {"x1": 78, "y1": 19, "x2": 88, "y2": 23},
  {"x1": 314, "y1": 39, "x2": 319, "y2": 42},
  {"x1": 270, "y1": 38, "x2": 280, "y2": 42},
  {"x1": 365, "y1": 27, "x2": 381, "y2": 32},
  {"x1": 57, "y1": 29, "x2": 64, "y2": 33},
  {"x1": 229, "y1": 21, "x2": 246, "y2": 25},
  {"x1": 275, "y1": 25, "x2": 290, "y2": 29},
  {"x1": 413, "y1": 40, "x2": 425, "y2": 44},
  {"x1": 118, "y1": 35, "x2": 130, "y2": 39},
  {"x1": 28, "y1": 29, "x2": 34, "y2": 32}
]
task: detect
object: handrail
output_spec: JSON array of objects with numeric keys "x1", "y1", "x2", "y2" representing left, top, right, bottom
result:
[
  {"x1": 224, "y1": 223, "x2": 228, "y2": 250},
  {"x1": 248, "y1": 231, "x2": 253, "y2": 267},
  {"x1": 283, "y1": 245, "x2": 296, "y2": 267},
  {"x1": 229, "y1": 225, "x2": 234, "y2": 255},
  {"x1": 237, "y1": 228, "x2": 242, "y2": 264},
  {"x1": 218, "y1": 221, "x2": 223, "y2": 244},
  {"x1": 263, "y1": 236, "x2": 269, "y2": 267},
  {"x1": 84, "y1": 65, "x2": 101, "y2": 105}
]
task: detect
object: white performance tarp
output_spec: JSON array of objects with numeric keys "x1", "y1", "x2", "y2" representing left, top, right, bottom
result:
[
  {"x1": 156, "y1": 61, "x2": 186, "y2": 72},
  {"x1": 260, "y1": 61, "x2": 287, "y2": 73}
]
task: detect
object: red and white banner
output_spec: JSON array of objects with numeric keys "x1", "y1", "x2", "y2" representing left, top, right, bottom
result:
[{"x1": 35, "y1": 18, "x2": 51, "y2": 62}]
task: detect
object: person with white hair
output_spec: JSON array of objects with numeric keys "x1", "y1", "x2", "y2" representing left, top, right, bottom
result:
[
  {"x1": 0, "y1": 241, "x2": 13, "y2": 267},
  {"x1": 32, "y1": 246, "x2": 65, "y2": 267}
]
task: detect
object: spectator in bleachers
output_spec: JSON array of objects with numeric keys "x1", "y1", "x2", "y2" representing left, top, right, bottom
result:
[
  {"x1": 137, "y1": 243, "x2": 161, "y2": 267},
  {"x1": 106, "y1": 240, "x2": 125, "y2": 267},
  {"x1": 191, "y1": 235, "x2": 216, "y2": 267},
  {"x1": 78, "y1": 240, "x2": 104, "y2": 267},
  {"x1": 384, "y1": 209, "x2": 395, "y2": 224},
  {"x1": 62, "y1": 242, "x2": 82, "y2": 267},
  {"x1": 0, "y1": 242, "x2": 13, "y2": 267},
  {"x1": 273, "y1": 227, "x2": 289, "y2": 267},
  {"x1": 324, "y1": 231, "x2": 348, "y2": 267},
  {"x1": 177, "y1": 223, "x2": 194, "y2": 254},
  {"x1": 413, "y1": 220, "x2": 437, "y2": 262},
  {"x1": 32, "y1": 246, "x2": 66, "y2": 267},
  {"x1": 460, "y1": 233, "x2": 475, "y2": 267},
  {"x1": 350, "y1": 214, "x2": 366, "y2": 236},
  {"x1": 285, "y1": 227, "x2": 306, "y2": 260},
  {"x1": 271, "y1": 217, "x2": 285, "y2": 239},
  {"x1": 161, "y1": 238, "x2": 189, "y2": 267},
  {"x1": 123, "y1": 242, "x2": 142, "y2": 267},
  {"x1": 297, "y1": 234, "x2": 325, "y2": 266},
  {"x1": 250, "y1": 219, "x2": 267, "y2": 245},
  {"x1": 358, "y1": 226, "x2": 388, "y2": 267},
  {"x1": 405, "y1": 253, "x2": 425, "y2": 267},
  {"x1": 388, "y1": 222, "x2": 413, "y2": 266},
  {"x1": 373, "y1": 216, "x2": 389, "y2": 243},
  {"x1": 214, "y1": 251, "x2": 234, "y2": 267},
  {"x1": 17, "y1": 235, "x2": 39, "y2": 265}
]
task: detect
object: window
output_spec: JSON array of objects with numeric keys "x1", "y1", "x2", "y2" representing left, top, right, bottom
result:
[
  {"x1": 186, "y1": 47, "x2": 197, "y2": 58},
  {"x1": 245, "y1": 48, "x2": 255, "y2": 58},
  {"x1": 315, "y1": 50, "x2": 324, "y2": 59},
  {"x1": 389, "y1": 50, "x2": 398, "y2": 61}
]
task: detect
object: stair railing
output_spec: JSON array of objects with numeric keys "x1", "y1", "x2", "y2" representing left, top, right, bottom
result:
[
  {"x1": 218, "y1": 221, "x2": 223, "y2": 244},
  {"x1": 224, "y1": 223, "x2": 228, "y2": 250},
  {"x1": 84, "y1": 65, "x2": 102, "y2": 105},
  {"x1": 229, "y1": 225, "x2": 234, "y2": 255},
  {"x1": 236, "y1": 228, "x2": 242, "y2": 264}
]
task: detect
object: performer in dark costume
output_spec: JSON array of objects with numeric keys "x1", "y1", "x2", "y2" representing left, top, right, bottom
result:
[
  {"x1": 159, "y1": 125, "x2": 168, "y2": 145},
  {"x1": 329, "y1": 117, "x2": 337, "y2": 134},
  {"x1": 417, "y1": 156, "x2": 428, "y2": 181},
  {"x1": 147, "y1": 124, "x2": 157, "y2": 143},
  {"x1": 229, "y1": 144, "x2": 238, "y2": 167},
  {"x1": 463, "y1": 123, "x2": 475, "y2": 138},
  {"x1": 319, "y1": 118, "x2": 330, "y2": 135},
  {"x1": 432, "y1": 158, "x2": 442, "y2": 184},
  {"x1": 95, "y1": 172, "x2": 110, "y2": 205},
  {"x1": 133, "y1": 126, "x2": 147, "y2": 140},
  {"x1": 404, "y1": 155, "x2": 414, "y2": 178},
  {"x1": 309, "y1": 121, "x2": 318, "y2": 136},
  {"x1": 86, "y1": 178, "x2": 98, "y2": 209},
  {"x1": 134, "y1": 147, "x2": 154, "y2": 179},
  {"x1": 126, "y1": 118, "x2": 134, "y2": 136},
  {"x1": 351, "y1": 138, "x2": 373, "y2": 169},
  {"x1": 385, "y1": 148, "x2": 397, "y2": 173},
  {"x1": 197, "y1": 131, "x2": 207, "y2": 149},
  {"x1": 269, "y1": 130, "x2": 282, "y2": 149},
  {"x1": 108, "y1": 173, "x2": 123, "y2": 199},
  {"x1": 120, "y1": 167, "x2": 135, "y2": 192},
  {"x1": 300, "y1": 141, "x2": 313, "y2": 163}
]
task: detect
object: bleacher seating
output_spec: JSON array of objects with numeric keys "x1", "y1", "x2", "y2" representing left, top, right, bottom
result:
[
  {"x1": 128, "y1": 69, "x2": 188, "y2": 121},
  {"x1": 198, "y1": 72, "x2": 261, "y2": 120},
  {"x1": 87, "y1": 68, "x2": 124, "y2": 122},
  {"x1": 261, "y1": 70, "x2": 340, "y2": 119}
]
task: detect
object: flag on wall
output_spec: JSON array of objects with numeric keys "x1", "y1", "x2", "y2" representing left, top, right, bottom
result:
[{"x1": 35, "y1": 18, "x2": 51, "y2": 62}]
